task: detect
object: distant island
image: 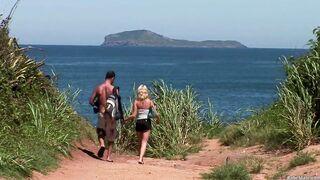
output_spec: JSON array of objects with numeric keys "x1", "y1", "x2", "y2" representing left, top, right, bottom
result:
[{"x1": 101, "y1": 30, "x2": 247, "y2": 48}]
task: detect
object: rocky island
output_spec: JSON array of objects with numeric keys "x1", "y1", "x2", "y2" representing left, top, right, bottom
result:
[{"x1": 101, "y1": 30, "x2": 247, "y2": 48}]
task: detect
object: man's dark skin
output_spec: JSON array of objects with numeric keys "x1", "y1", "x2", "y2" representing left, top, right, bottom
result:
[{"x1": 89, "y1": 74, "x2": 115, "y2": 161}]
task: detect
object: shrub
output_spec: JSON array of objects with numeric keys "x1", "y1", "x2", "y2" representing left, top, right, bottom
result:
[
  {"x1": 220, "y1": 27, "x2": 320, "y2": 151},
  {"x1": 277, "y1": 28, "x2": 320, "y2": 150},
  {"x1": 288, "y1": 152, "x2": 316, "y2": 169},
  {"x1": 0, "y1": 16, "x2": 94, "y2": 179},
  {"x1": 201, "y1": 100, "x2": 223, "y2": 139},
  {"x1": 238, "y1": 156, "x2": 264, "y2": 174},
  {"x1": 219, "y1": 124, "x2": 243, "y2": 146},
  {"x1": 116, "y1": 80, "x2": 221, "y2": 159},
  {"x1": 202, "y1": 163, "x2": 251, "y2": 180},
  {"x1": 270, "y1": 167, "x2": 287, "y2": 180},
  {"x1": 219, "y1": 104, "x2": 291, "y2": 150}
]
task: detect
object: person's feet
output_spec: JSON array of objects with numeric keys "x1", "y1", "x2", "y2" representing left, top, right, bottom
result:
[
  {"x1": 106, "y1": 155, "x2": 113, "y2": 162},
  {"x1": 138, "y1": 158, "x2": 144, "y2": 164},
  {"x1": 97, "y1": 146, "x2": 105, "y2": 158},
  {"x1": 138, "y1": 160, "x2": 144, "y2": 164},
  {"x1": 106, "y1": 159, "x2": 113, "y2": 163}
]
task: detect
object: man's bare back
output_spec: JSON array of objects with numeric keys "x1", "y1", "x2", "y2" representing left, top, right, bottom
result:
[{"x1": 90, "y1": 82, "x2": 114, "y2": 113}]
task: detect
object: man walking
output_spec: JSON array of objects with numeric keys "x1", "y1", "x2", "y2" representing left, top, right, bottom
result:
[{"x1": 89, "y1": 71, "x2": 117, "y2": 162}]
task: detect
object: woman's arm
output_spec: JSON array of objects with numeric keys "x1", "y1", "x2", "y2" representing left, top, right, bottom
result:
[
  {"x1": 151, "y1": 100, "x2": 160, "y2": 124},
  {"x1": 125, "y1": 100, "x2": 138, "y2": 122}
]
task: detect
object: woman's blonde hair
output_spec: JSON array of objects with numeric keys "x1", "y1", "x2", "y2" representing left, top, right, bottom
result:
[{"x1": 137, "y1": 84, "x2": 149, "y2": 101}]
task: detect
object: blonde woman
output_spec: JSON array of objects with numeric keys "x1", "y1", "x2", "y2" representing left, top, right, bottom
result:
[{"x1": 125, "y1": 84, "x2": 160, "y2": 164}]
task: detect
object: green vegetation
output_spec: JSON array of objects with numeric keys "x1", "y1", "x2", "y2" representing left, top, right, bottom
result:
[
  {"x1": 278, "y1": 29, "x2": 320, "y2": 149},
  {"x1": 202, "y1": 156, "x2": 263, "y2": 180},
  {"x1": 202, "y1": 163, "x2": 251, "y2": 180},
  {"x1": 116, "y1": 80, "x2": 221, "y2": 159},
  {"x1": 238, "y1": 156, "x2": 264, "y2": 174},
  {"x1": 269, "y1": 152, "x2": 316, "y2": 179},
  {"x1": 288, "y1": 152, "x2": 316, "y2": 169},
  {"x1": 270, "y1": 167, "x2": 287, "y2": 180},
  {"x1": 0, "y1": 16, "x2": 94, "y2": 179},
  {"x1": 219, "y1": 104, "x2": 291, "y2": 150},
  {"x1": 219, "y1": 27, "x2": 320, "y2": 151}
]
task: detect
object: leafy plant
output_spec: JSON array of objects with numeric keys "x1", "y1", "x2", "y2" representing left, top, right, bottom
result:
[
  {"x1": 238, "y1": 156, "x2": 264, "y2": 174},
  {"x1": 116, "y1": 80, "x2": 221, "y2": 158},
  {"x1": 288, "y1": 152, "x2": 316, "y2": 169},
  {"x1": 202, "y1": 163, "x2": 251, "y2": 180},
  {"x1": 0, "y1": 14, "x2": 95, "y2": 179},
  {"x1": 220, "y1": 27, "x2": 320, "y2": 151}
]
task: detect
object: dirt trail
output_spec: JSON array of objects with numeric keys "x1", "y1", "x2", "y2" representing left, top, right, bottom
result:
[{"x1": 32, "y1": 139, "x2": 320, "y2": 180}]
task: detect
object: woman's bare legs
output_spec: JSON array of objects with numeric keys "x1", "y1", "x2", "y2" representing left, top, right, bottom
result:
[
  {"x1": 137, "y1": 132, "x2": 143, "y2": 155},
  {"x1": 138, "y1": 130, "x2": 150, "y2": 163}
]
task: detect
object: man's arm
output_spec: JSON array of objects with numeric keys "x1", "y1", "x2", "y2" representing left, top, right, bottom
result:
[
  {"x1": 89, "y1": 88, "x2": 97, "y2": 106},
  {"x1": 99, "y1": 87, "x2": 107, "y2": 113}
]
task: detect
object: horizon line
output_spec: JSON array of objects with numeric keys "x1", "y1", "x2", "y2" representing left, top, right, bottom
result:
[{"x1": 21, "y1": 43, "x2": 309, "y2": 50}]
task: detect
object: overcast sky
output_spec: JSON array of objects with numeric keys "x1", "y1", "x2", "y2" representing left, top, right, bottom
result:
[{"x1": 1, "y1": 0, "x2": 320, "y2": 48}]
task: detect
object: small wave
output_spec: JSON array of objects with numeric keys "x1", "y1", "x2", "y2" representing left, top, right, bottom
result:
[
  {"x1": 144, "y1": 63, "x2": 177, "y2": 66},
  {"x1": 47, "y1": 61, "x2": 132, "y2": 66},
  {"x1": 186, "y1": 60, "x2": 218, "y2": 64}
]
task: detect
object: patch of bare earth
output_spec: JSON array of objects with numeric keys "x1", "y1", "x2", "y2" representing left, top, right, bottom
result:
[{"x1": 31, "y1": 139, "x2": 320, "y2": 180}]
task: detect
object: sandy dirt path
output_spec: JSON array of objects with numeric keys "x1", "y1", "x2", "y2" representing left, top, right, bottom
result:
[{"x1": 32, "y1": 139, "x2": 320, "y2": 180}]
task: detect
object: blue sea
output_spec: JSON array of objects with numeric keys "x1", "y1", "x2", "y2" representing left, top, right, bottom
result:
[{"x1": 27, "y1": 46, "x2": 307, "y2": 124}]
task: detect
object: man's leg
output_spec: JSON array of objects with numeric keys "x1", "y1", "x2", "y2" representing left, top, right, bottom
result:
[
  {"x1": 97, "y1": 128, "x2": 106, "y2": 147},
  {"x1": 105, "y1": 113, "x2": 117, "y2": 162},
  {"x1": 97, "y1": 113, "x2": 107, "y2": 158},
  {"x1": 97, "y1": 129, "x2": 106, "y2": 158},
  {"x1": 106, "y1": 141, "x2": 114, "y2": 162}
]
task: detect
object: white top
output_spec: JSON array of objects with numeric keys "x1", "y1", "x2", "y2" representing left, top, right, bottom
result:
[{"x1": 136, "y1": 109, "x2": 149, "y2": 120}]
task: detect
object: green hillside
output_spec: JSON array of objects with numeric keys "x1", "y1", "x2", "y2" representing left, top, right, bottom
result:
[{"x1": 0, "y1": 17, "x2": 94, "y2": 179}]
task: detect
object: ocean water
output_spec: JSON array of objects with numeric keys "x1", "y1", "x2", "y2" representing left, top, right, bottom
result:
[{"x1": 27, "y1": 45, "x2": 307, "y2": 124}]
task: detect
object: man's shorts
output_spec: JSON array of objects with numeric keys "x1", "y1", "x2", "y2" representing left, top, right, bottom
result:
[{"x1": 96, "y1": 112, "x2": 117, "y2": 142}]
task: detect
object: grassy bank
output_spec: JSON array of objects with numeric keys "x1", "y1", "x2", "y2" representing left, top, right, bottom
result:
[
  {"x1": 0, "y1": 18, "x2": 95, "y2": 179},
  {"x1": 116, "y1": 80, "x2": 222, "y2": 159},
  {"x1": 219, "y1": 27, "x2": 320, "y2": 151},
  {"x1": 204, "y1": 27, "x2": 320, "y2": 179}
]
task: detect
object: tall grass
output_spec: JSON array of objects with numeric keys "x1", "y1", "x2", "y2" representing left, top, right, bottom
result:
[
  {"x1": 277, "y1": 27, "x2": 320, "y2": 149},
  {"x1": 219, "y1": 27, "x2": 320, "y2": 150},
  {"x1": 202, "y1": 163, "x2": 251, "y2": 180},
  {"x1": 116, "y1": 80, "x2": 221, "y2": 159},
  {"x1": 288, "y1": 151, "x2": 316, "y2": 169},
  {"x1": 219, "y1": 104, "x2": 291, "y2": 150},
  {"x1": 0, "y1": 16, "x2": 95, "y2": 179},
  {"x1": 279, "y1": 70, "x2": 318, "y2": 149},
  {"x1": 149, "y1": 81, "x2": 204, "y2": 158}
]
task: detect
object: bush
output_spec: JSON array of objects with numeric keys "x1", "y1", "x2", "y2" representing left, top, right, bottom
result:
[
  {"x1": 219, "y1": 104, "x2": 291, "y2": 150},
  {"x1": 0, "y1": 17, "x2": 94, "y2": 179},
  {"x1": 116, "y1": 80, "x2": 221, "y2": 159},
  {"x1": 238, "y1": 156, "x2": 264, "y2": 174},
  {"x1": 219, "y1": 124, "x2": 243, "y2": 146},
  {"x1": 275, "y1": 28, "x2": 320, "y2": 150},
  {"x1": 220, "y1": 27, "x2": 320, "y2": 151},
  {"x1": 270, "y1": 167, "x2": 287, "y2": 180},
  {"x1": 288, "y1": 152, "x2": 316, "y2": 169},
  {"x1": 202, "y1": 163, "x2": 251, "y2": 180}
]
